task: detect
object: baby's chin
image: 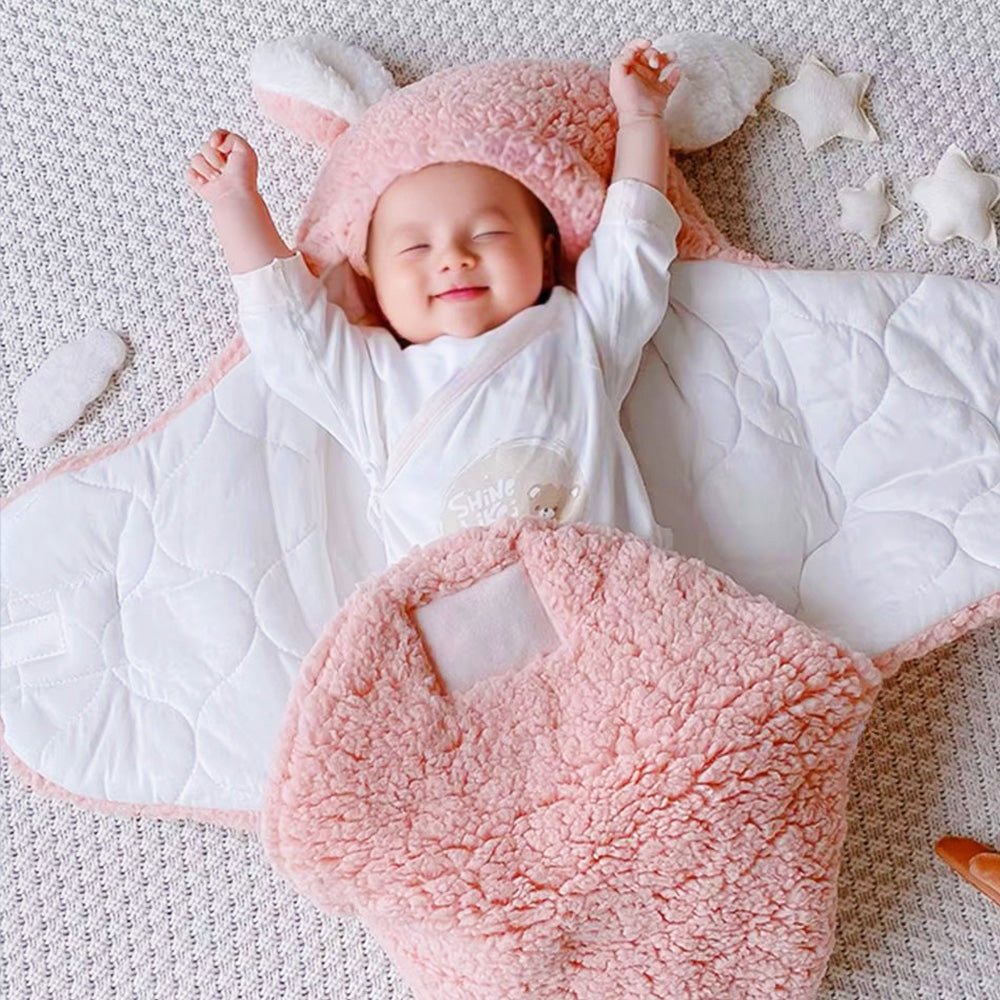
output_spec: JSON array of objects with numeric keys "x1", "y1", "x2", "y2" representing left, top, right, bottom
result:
[
  {"x1": 393, "y1": 314, "x2": 509, "y2": 345},
  {"x1": 396, "y1": 326, "x2": 489, "y2": 345}
]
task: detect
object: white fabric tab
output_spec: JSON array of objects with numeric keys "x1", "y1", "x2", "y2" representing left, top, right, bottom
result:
[
  {"x1": 414, "y1": 560, "x2": 560, "y2": 694},
  {"x1": 1, "y1": 613, "x2": 66, "y2": 666}
]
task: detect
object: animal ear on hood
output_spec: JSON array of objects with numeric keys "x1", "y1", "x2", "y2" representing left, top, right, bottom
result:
[
  {"x1": 250, "y1": 37, "x2": 397, "y2": 147},
  {"x1": 653, "y1": 32, "x2": 773, "y2": 151}
]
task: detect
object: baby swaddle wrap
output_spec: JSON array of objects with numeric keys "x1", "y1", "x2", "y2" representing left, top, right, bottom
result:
[
  {"x1": 264, "y1": 518, "x2": 881, "y2": 1000},
  {"x1": 2, "y1": 33, "x2": 1000, "y2": 1000}
]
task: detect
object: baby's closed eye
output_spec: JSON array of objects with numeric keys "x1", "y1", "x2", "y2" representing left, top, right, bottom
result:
[{"x1": 398, "y1": 232, "x2": 508, "y2": 254}]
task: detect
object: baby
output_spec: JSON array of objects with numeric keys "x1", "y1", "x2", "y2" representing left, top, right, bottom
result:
[{"x1": 188, "y1": 39, "x2": 682, "y2": 564}]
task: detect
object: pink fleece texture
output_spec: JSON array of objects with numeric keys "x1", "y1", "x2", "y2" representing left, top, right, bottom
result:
[
  {"x1": 262, "y1": 517, "x2": 882, "y2": 1000},
  {"x1": 294, "y1": 60, "x2": 765, "y2": 282}
]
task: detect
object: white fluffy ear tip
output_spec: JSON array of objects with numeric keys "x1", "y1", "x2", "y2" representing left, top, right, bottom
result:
[
  {"x1": 250, "y1": 36, "x2": 396, "y2": 139},
  {"x1": 15, "y1": 327, "x2": 126, "y2": 449},
  {"x1": 652, "y1": 32, "x2": 773, "y2": 151}
]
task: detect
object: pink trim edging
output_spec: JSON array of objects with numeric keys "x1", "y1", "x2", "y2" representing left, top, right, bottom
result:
[
  {"x1": 2, "y1": 335, "x2": 248, "y2": 509},
  {"x1": 2, "y1": 334, "x2": 258, "y2": 828},
  {"x1": 1, "y1": 724, "x2": 257, "y2": 831},
  {"x1": 872, "y1": 589, "x2": 1000, "y2": 679}
]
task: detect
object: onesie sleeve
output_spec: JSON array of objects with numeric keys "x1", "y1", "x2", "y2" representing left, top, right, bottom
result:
[
  {"x1": 573, "y1": 179, "x2": 681, "y2": 407},
  {"x1": 232, "y1": 253, "x2": 387, "y2": 468}
]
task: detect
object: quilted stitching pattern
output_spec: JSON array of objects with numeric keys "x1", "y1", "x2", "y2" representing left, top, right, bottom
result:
[
  {"x1": 1, "y1": 360, "x2": 381, "y2": 811},
  {"x1": 625, "y1": 262, "x2": 1000, "y2": 653},
  {"x1": 2, "y1": 261, "x2": 999, "y2": 814}
]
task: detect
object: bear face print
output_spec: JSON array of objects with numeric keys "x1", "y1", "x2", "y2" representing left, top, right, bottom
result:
[{"x1": 442, "y1": 439, "x2": 585, "y2": 533}]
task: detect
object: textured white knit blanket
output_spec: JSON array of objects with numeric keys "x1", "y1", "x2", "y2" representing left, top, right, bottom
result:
[{"x1": 2, "y1": 1, "x2": 998, "y2": 999}]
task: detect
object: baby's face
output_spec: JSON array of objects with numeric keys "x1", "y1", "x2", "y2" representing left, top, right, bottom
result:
[{"x1": 366, "y1": 163, "x2": 552, "y2": 344}]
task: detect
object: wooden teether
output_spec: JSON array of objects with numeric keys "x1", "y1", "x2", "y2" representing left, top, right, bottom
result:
[{"x1": 935, "y1": 836, "x2": 1000, "y2": 908}]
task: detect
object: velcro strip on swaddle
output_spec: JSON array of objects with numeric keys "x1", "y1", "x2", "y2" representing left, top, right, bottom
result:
[
  {"x1": 414, "y1": 560, "x2": 561, "y2": 693},
  {"x1": 1, "y1": 593, "x2": 66, "y2": 665}
]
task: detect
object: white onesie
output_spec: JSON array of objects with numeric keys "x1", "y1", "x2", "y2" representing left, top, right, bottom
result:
[{"x1": 233, "y1": 178, "x2": 680, "y2": 566}]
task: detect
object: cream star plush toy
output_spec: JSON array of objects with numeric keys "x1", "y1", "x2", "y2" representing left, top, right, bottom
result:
[
  {"x1": 910, "y1": 144, "x2": 1000, "y2": 248},
  {"x1": 768, "y1": 54, "x2": 879, "y2": 152},
  {"x1": 837, "y1": 174, "x2": 900, "y2": 247}
]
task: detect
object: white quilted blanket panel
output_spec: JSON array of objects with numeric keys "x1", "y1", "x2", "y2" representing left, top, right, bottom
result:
[{"x1": 2, "y1": 259, "x2": 999, "y2": 814}]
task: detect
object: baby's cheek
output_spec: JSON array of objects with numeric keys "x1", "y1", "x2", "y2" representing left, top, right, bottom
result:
[{"x1": 380, "y1": 277, "x2": 432, "y2": 342}]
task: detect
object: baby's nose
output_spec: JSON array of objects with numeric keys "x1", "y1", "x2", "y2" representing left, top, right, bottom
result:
[{"x1": 438, "y1": 239, "x2": 476, "y2": 269}]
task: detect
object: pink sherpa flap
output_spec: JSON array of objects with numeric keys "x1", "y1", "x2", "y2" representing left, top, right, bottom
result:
[{"x1": 262, "y1": 517, "x2": 882, "y2": 1000}]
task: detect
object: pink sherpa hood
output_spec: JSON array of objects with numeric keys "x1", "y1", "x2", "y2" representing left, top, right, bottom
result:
[
  {"x1": 299, "y1": 60, "x2": 617, "y2": 278},
  {"x1": 249, "y1": 34, "x2": 774, "y2": 285}
]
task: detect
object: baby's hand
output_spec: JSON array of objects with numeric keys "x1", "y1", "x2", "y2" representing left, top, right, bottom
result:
[
  {"x1": 609, "y1": 38, "x2": 681, "y2": 125},
  {"x1": 186, "y1": 130, "x2": 259, "y2": 204}
]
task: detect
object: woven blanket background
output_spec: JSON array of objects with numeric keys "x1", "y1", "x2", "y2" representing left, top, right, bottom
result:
[{"x1": 2, "y1": 1, "x2": 998, "y2": 997}]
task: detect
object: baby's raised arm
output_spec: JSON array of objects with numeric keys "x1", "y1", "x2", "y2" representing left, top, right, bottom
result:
[
  {"x1": 187, "y1": 130, "x2": 293, "y2": 274},
  {"x1": 608, "y1": 38, "x2": 680, "y2": 191}
]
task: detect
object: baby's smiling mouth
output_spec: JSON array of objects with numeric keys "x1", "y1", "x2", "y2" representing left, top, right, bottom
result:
[{"x1": 435, "y1": 286, "x2": 488, "y2": 301}]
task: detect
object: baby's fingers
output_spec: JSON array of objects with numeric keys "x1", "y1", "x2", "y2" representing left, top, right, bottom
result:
[
  {"x1": 618, "y1": 37, "x2": 652, "y2": 60},
  {"x1": 635, "y1": 47, "x2": 674, "y2": 75},
  {"x1": 200, "y1": 140, "x2": 227, "y2": 171},
  {"x1": 186, "y1": 165, "x2": 220, "y2": 197},
  {"x1": 188, "y1": 153, "x2": 220, "y2": 182},
  {"x1": 653, "y1": 50, "x2": 677, "y2": 72},
  {"x1": 218, "y1": 131, "x2": 241, "y2": 155},
  {"x1": 613, "y1": 38, "x2": 647, "y2": 72}
]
